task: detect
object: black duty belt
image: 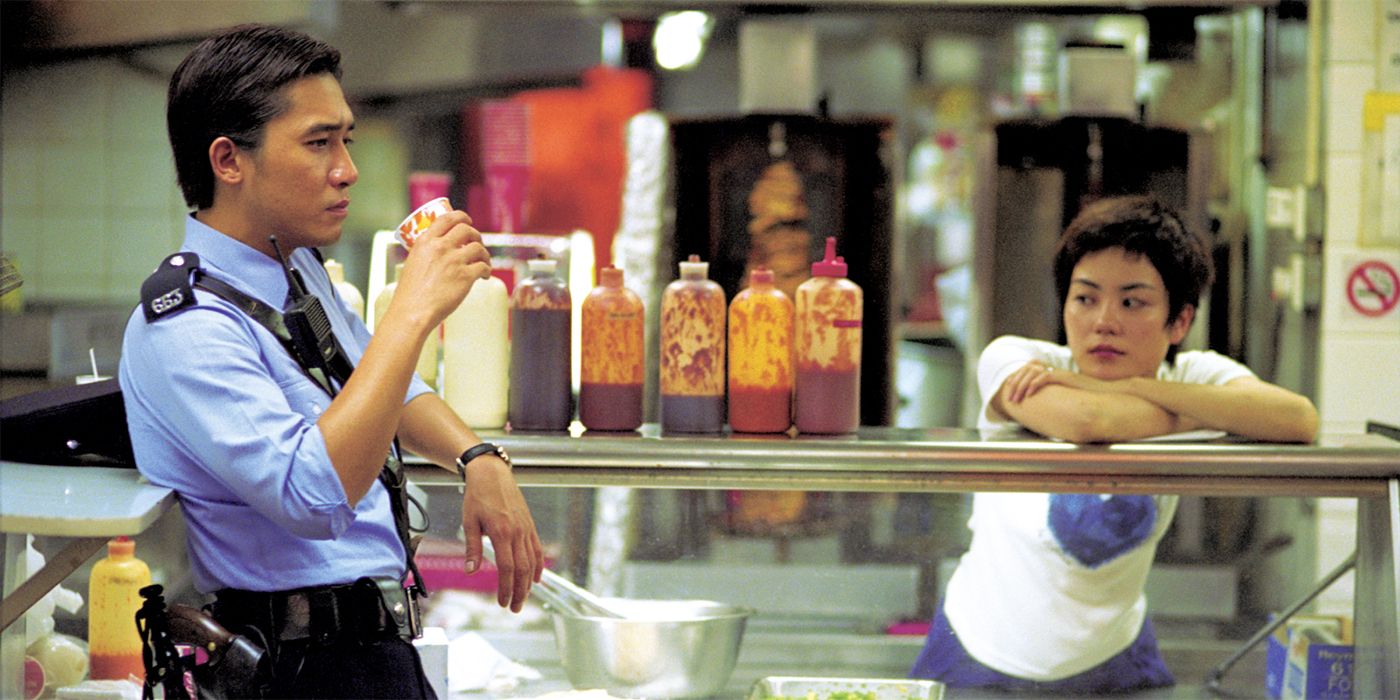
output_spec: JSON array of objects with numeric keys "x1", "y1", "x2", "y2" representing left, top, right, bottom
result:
[{"x1": 212, "y1": 577, "x2": 421, "y2": 646}]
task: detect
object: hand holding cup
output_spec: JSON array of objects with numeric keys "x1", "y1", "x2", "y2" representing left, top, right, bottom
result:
[{"x1": 391, "y1": 197, "x2": 492, "y2": 330}]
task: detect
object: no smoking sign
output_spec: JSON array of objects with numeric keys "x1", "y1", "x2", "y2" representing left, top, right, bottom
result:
[{"x1": 1345, "y1": 259, "x2": 1400, "y2": 318}]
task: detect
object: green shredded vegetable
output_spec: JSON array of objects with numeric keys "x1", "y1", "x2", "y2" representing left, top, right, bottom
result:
[{"x1": 765, "y1": 692, "x2": 879, "y2": 700}]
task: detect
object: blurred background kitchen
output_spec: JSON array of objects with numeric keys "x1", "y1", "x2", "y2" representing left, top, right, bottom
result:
[{"x1": 2, "y1": 0, "x2": 1398, "y2": 691}]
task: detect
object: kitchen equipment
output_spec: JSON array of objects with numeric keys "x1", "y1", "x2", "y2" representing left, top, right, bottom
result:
[
  {"x1": 748, "y1": 676, "x2": 944, "y2": 700},
  {"x1": 480, "y1": 539, "x2": 753, "y2": 698},
  {"x1": 551, "y1": 598, "x2": 753, "y2": 699}
]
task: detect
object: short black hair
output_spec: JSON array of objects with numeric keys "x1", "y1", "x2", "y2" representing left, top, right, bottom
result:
[
  {"x1": 167, "y1": 24, "x2": 342, "y2": 210},
  {"x1": 1054, "y1": 196, "x2": 1214, "y2": 363}
]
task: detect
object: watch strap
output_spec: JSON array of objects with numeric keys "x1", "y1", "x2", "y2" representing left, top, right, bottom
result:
[{"x1": 455, "y1": 442, "x2": 510, "y2": 481}]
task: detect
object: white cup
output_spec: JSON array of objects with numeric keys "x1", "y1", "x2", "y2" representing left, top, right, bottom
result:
[{"x1": 395, "y1": 197, "x2": 453, "y2": 249}]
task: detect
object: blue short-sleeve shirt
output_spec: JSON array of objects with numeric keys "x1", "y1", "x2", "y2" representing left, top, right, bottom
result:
[{"x1": 119, "y1": 216, "x2": 433, "y2": 594}]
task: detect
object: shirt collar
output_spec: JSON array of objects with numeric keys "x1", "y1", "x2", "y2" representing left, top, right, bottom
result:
[{"x1": 182, "y1": 215, "x2": 290, "y2": 308}]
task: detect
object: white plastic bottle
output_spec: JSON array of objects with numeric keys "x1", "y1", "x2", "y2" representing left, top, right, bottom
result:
[
  {"x1": 322, "y1": 258, "x2": 365, "y2": 321},
  {"x1": 374, "y1": 263, "x2": 441, "y2": 390},
  {"x1": 443, "y1": 273, "x2": 509, "y2": 428}
]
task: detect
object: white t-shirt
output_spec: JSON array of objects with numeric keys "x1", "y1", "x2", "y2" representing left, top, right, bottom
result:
[{"x1": 942, "y1": 335, "x2": 1255, "y2": 681}]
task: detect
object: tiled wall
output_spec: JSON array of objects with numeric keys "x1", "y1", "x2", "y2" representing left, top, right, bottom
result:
[
  {"x1": 1, "y1": 56, "x2": 410, "y2": 309},
  {"x1": 1312, "y1": 0, "x2": 1400, "y2": 615},
  {"x1": 1319, "y1": 0, "x2": 1400, "y2": 434},
  {"x1": 2, "y1": 58, "x2": 189, "y2": 305}
]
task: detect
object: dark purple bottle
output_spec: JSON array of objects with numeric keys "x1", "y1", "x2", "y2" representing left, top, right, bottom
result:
[{"x1": 508, "y1": 259, "x2": 573, "y2": 430}]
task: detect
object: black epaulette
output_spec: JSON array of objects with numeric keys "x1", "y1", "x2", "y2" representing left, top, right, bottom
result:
[{"x1": 140, "y1": 252, "x2": 201, "y2": 322}]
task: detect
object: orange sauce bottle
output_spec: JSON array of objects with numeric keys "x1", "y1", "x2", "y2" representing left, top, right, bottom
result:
[
  {"x1": 579, "y1": 267, "x2": 644, "y2": 431},
  {"x1": 727, "y1": 267, "x2": 793, "y2": 433},
  {"x1": 660, "y1": 255, "x2": 727, "y2": 433}
]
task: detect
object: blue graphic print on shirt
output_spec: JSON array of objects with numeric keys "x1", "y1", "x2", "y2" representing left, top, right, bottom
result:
[{"x1": 1048, "y1": 494, "x2": 1157, "y2": 568}]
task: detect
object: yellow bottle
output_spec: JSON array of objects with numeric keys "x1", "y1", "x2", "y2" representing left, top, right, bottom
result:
[{"x1": 87, "y1": 537, "x2": 150, "y2": 681}]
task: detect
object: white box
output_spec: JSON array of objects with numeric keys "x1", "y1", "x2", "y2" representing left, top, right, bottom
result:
[
  {"x1": 413, "y1": 626, "x2": 449, "y2": 700},
  {"x1": 1058, "y1": 45, "x2": 1137, "y2": 118}
]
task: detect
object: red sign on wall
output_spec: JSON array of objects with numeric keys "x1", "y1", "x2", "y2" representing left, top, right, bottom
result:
[{"x1": 1345, "y1": 259, "x2": 1400, "y2": 317}]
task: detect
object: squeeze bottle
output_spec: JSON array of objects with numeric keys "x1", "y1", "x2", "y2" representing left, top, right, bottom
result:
[
  {"x1": 579, "y1": 267, "x2": 644, "y2": 431},
  {"x1": 509, "y1": 259, "x2": 573, "y2": 431},
  {"x1": 660, "y1": 255, "x2": 727, "y2": 433},
  {"x1": 322, "y1": 258, "x2": 365, "y2": 321},
  {"x1": 375, "y1": 263, "x2": 441, "y2": 390},
  {"x1": 87, "y1": 537, "x2": 150, "y2": 681},
  {"x1": 728, "y1": 267, "x2": 794, "y2": 433},
  {"x1": 443, "y1": 273, "x2": 510, "y2": 429},
  {"x1": 793, "y1": 237, "x2": 863, "y2": 434}
]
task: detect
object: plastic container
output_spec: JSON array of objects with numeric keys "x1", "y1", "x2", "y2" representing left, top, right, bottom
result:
[
  {"x1": 443, "y1": 273, "x2": 510, "y2": 429},
  {"x1": 374, "y1": 263, "x2": 441, "y2": 390},
  {"x1": 727, "y1": 267, "x2": 794, "y2": 433},
  {"x1": 87, "y1": 537, "x2": 150, "y2": 682},
  {"x1": 509, "y1": 259, "x2": 573, "y2": 431},
  {"x1": 323, "y1": 258, "x2": 365, "y2": 321},
  {"x1": 579, "y1": 267, "x2": 644, "y2": 432},
  {"x1": 660, "y1": 255, "x2": 727, "y2": 433},
  {"x1": 793, "y1": 237, "x2": 863, "y2": 434}
]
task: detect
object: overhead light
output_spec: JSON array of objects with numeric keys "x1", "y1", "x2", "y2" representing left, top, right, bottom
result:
[{"x1": 653, "y1": 11, "x2": 713, "y2": 71}]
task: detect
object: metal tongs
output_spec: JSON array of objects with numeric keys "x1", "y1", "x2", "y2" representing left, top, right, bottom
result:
[{"x1": 480, "y1": 537, "x2": 625, "y2": 618}]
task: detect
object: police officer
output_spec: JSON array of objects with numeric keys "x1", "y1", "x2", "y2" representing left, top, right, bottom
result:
[{"x1": 119, "y1": 24, "x2": 543, "y2": 698}]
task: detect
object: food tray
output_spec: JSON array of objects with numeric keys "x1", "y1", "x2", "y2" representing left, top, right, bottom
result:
[{"x1": 747, "y1": 676, "x2": 944, "y2": 700}]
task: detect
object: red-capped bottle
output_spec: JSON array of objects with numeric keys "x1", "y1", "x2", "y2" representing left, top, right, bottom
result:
[
  {"x1": 794, "y1": 237, "x2": 863, "y2": 434},
  {"x1": 660, "y1": 255, "x2": 727, "y2": 433},
  {"x1": 727, "y1": 267, "x2": 794, "y2": 433},
  {"x1": 509, "y1": 259, "x2": 573, "y2": 431},
  {"x1": 579, "y1": 267, "x2": 645, "y2": 431}
]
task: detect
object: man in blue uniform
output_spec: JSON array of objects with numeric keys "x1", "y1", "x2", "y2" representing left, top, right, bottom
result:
[{"x1": 119, "y1": 24, "x2": 543, "y2": 698}]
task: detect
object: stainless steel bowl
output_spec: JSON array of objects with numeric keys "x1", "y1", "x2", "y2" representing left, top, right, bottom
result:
[{"x1": 549, "y1": 598, "x2": 754, "y2": 699}]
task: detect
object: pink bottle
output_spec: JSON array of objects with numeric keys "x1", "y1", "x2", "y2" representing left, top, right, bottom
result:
[{"x1": 793, "y1": 237, "x2": 863, "y2": 434}]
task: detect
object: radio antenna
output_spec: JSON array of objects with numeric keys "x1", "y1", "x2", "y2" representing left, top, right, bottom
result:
[{"x1": 269, "y1": 235, "x2": 307, "y2": 296}]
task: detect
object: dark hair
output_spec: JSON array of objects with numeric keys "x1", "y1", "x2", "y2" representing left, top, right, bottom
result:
[
  {"x1": 1054, "y1": 196, "x2": 1214, "y2": 363},
  {"x1": 167, "y1": 24, "x2": 342, "y2": 210}
]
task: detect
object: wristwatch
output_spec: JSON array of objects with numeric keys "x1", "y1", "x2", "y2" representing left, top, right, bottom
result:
[{"x1": 455, "y1": 442, "x2": 512, "y2": 482}]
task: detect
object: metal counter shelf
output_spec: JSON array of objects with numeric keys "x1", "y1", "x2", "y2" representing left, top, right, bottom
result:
[
  {"x1": 404, "y1": 426, "x2": 1399, "y2": 498},
  {"x1": 405, "y1": 426, "x2": 1400, "y2": 697}
]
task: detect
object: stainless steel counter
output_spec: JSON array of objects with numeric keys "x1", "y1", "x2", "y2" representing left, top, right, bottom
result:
[
  {"x1": 407, "y1": 426, "x2": 1398, "y2": 497},
  {"x1": 406, "y1": 426, "x2": 1400, "y2": 697}
]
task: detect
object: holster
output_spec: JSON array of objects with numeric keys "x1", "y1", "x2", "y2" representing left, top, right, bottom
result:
[
  {"x1": 358, "y1": 576, "x2": 423, "y2": 641},
  {"x1": 166, "y1": 602, "x2": 272, "y2": 700},
  {"x1": 193, "y1": 635, "x2": 271, "y2": 700}
]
